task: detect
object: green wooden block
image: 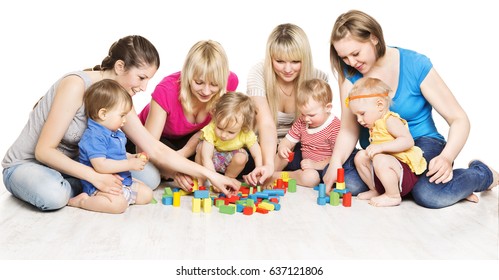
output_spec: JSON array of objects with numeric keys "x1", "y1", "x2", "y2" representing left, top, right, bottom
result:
[
  {"x1": 163, "y1": 187, "x2": 173, "y2": 196},
  {"x1": 215, "y1": 199, "x2": 225, "y2": 207},
  {"x1": 219, "y1": 205, "x2": 236, "y2": 215},
  {"x1": 330, "y1": 192, "x2": 340, "y2": 206},
  {"x1": 288, "y1": 178, "x2": 297, "y2": 193}
]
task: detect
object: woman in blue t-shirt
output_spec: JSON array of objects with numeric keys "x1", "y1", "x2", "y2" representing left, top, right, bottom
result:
[{"x1": 323, "y1": 10, "x2": 498, "y2": 208}]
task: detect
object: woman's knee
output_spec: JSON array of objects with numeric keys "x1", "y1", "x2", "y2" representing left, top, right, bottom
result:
[{"x1": 131, "y1": 162, "x2": 161, "y2": 190}]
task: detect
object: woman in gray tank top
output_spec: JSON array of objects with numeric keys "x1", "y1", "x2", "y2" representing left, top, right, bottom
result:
[{"x1": 2, "y1": 35, "x2": 240, "y2": 211}]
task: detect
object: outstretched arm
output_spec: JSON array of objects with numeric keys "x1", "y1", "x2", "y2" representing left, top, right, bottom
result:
[
  {"x1": 244, "y1": 96, "x2": 277, "y2": 186},
  {"x1": 124, "y1": 109, "x2": 240, "y2": 196},
  {"x1": 323, "y1": 78, "x2": 359, "y2": 192},
  {"x1": 140, "y1": 100, "x2": 167, "y2": 153}
]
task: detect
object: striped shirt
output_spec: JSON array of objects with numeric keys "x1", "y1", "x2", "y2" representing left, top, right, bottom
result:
[{"x1": 285, "y1": 113, "x2": 340, "y2": 161}]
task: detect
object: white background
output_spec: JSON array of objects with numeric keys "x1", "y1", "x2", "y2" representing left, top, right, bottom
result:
[
  {"x1": 1, "y1": 0, "x2": 498, "y2": 170},
  {"x1": 0, "y1": 0, "x2": 497, "y2": 274}
]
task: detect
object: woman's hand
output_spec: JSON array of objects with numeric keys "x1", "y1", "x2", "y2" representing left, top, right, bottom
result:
[
  {"x1": 426, "y1": 154, "x2": 454, "y2": 184},
  {"x1": 173, "y1": 172, "x2": 194, "y2": 192},
  {"x1": 93, "y1": 173, "x2": 123, "y2": 195},
  {"x1": 243, "y1": 164, "x2": 274, "y2": 186},
  {"x1": 208, "y1": 173, "x2": 241, "y2": 197},
  {"x1": 322, "y1": 163, "x2": 341, "y2": 194}
]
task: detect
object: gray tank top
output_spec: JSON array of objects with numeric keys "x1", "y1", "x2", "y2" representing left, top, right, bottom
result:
[{"x1": 2, "y1": 71, "x2": 92, "y2": 168}]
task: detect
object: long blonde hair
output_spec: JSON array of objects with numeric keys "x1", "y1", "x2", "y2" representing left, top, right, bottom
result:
[
  {"x1": 179, "y1": 40, "x2": 230, "y2": 114},
  {"x1": 263, "y1": 23, "x2": 315, "y2": 123}
]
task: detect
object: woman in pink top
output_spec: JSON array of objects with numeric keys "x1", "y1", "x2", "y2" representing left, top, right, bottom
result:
[{"x1": 133, "y1": 40, "x2": 238, "y2": 186}]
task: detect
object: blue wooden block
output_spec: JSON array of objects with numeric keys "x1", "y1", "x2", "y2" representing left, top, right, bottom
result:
[
  {"x1": 162, "y1": 196, "x2": 173, "y2": 205},
  {"x1": 194, "y1": 190, "x2": 209, "y2": 199}
]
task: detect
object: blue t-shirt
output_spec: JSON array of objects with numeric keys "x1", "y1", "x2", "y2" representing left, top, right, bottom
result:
[
  {"x1": 346, "y1": 47, "x2": 445, "y2": 148},
  {"x1": 79, "y1": 118, "x2": 132, "y2": 195}
]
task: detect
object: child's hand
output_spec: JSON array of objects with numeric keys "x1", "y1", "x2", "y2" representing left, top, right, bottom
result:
[
  {"x1": 365, "y1": 144, "x2": 383, "y2": 159},
  {"x1": 277, "y1": 145, "x2": 291, "y2": 159},
  {"x1": 128, "y1": 157, "x2": 147, "y2": 171}
]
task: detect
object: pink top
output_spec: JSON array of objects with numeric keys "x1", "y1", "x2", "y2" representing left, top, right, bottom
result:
[{"x1": 138, "y1": 71, "x2": 239, "y2": 138}]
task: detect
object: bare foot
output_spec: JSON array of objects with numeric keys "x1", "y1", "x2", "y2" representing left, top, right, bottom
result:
[
  {"x1": 369, "y1": 194, "x2": 401, "y2": 207},
  {"x1": 487, "y1": 166, "x2": 499, "y2": 190},
  {"x1": 357, "y1": 190, "x2": 380, "y2": 200},
  {"x1": 465, "y1": 193, "x2": 479, "y2": 203},
  {"x1": 68, "y1": 193, "x2": 89, "y2": 207}
]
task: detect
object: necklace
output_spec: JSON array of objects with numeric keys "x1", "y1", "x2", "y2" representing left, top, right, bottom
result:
[
  {"x1": 279, "y1": 85, "x2": 293, "y2": 97},
  {"x1": 278, "y1": 84, "x2": 293, "y2": 97}
]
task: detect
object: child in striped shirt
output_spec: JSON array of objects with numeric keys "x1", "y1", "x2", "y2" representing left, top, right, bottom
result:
[{"x1": 271, "y1": 79, "x2": 340, "y2": 188}]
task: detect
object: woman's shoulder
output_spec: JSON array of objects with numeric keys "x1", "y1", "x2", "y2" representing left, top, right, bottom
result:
[
  {"x1": 158, "y1": 71, "x2": 181, "y2": 85},
  {"x1": 396, "y1": 47, "x2": 431, "y2": 64},
  {"x1": 248, "y1": 60, "x2": 264, "y2": 74}
]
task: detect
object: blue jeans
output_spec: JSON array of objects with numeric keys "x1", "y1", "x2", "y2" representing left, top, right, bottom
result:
[
  {"x1": 322, "y1": 149, "x2": 369, "y2": 195},
  {"x1": 324, "y1": 137, "x2": 494, "y2": 209},
  {"x1": 411, "y1": 137, "x2": 493, "y2": 209},
  {"x1": 3, "y1": 161, "x2": 160, "y2": 211}
]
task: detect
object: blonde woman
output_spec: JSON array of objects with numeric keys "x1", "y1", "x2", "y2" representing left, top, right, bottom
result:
[
  {"x1": 135, "y1": 40, "x2": 238, "y2": 188},
  {"x1": 244, "y1": 23, "x2": 328, "y2": 187}
]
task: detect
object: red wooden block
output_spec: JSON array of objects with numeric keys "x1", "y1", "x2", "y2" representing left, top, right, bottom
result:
[
  {"x1": 337, "y1": 168, "x2": 345, "y2": 183},
  {"x1": 342, "y1": 192, "x2": 352, "y2": 207},
  {"x1": 288, "y1": 151, "x2": 295, "y2": 162},
  {"x1": 276, "y1": 178, "x2": 284, "y2": 189},
  {"x1": 243, "y1": 206, "x2": 253, "y2": 215},
  {"x1": 256, "y1": 208, "x2": 269, "y2": 214}
]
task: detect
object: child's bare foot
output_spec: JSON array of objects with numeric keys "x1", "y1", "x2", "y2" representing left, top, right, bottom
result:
[
  {"x1": 357, "y1": 190, "x2": 379, "y2": 200},
  {"x1": 465, "y1": 193, "x2": 479, "y2": 203},
  {"x1": 68, "y1": 193, "x2": 89, "y2": 207},
  {"x1": 369, "y1": 194, "x2": 401, "y2": 207}
]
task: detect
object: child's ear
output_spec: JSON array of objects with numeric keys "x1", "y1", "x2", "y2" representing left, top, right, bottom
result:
[
  {"x1": 97, "y1": 108, "x2": 107, "y2": 120},
  {"x1": 376, "y1": 99, "x2": 385, "y2": 111},
  {"x1": 325, "y1": 103, "x2": 333, "y2": 113}
]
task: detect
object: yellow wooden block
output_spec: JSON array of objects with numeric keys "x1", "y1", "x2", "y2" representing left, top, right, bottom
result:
[
  {"x1": 202, "y1": 198, "x2": 211, "y2": 213},
  {"x1": 259, "y1": 201, "x2": 275, "y2": 211},
  {"x1": 179, "y1": 189, "x2": 190, "y2": 196},
  {"x1": 281, "y1": 171, "x2": 289, "y2": 182},
  {"x1": 193, "y1": 179, "x2": 199, "y2": 191},
  {"x1": 173, "y1": 192, "x2": 181, "y2": 207},
  {"x1": 192, "y1": 198, "x2": 201, "y2": 213},
  {"x1": 336, "y1": 182, "x2": 345, "y2": 190}
]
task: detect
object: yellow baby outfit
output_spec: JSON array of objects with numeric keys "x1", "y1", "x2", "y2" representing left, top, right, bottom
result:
[
  {"x1": 370, "y1": 111, "x2": 427, "y2": 175},
  {"x1": 200, "y1": 121, "x2": 257, "y2": 151}
]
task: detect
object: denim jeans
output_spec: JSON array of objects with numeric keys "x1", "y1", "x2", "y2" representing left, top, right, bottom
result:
[
  {"x1": 3, "y1": 161, "x2": 160, "y2": 211},
  {"x1": 411, "y1": 137, "x2": 493, "y2": 209},
  {"x1": 322, "y1": 137, "x2": 494, "y2": 209}
]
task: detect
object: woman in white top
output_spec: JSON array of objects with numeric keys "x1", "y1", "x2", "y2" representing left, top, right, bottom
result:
[{"x1": 244, "y1": 23, "x2": 328, "y2": 186}]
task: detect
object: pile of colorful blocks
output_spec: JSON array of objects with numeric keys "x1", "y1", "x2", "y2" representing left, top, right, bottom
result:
[
  {"x1": 315, "y1": 168, "x2": 352, "y2": 207},
  {"x1": 161, "y1": 173, "x2": 297, "y2": 215}
]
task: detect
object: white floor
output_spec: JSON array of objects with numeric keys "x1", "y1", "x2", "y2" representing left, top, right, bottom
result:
[{"x1": 1, "y1": 181, "x2": 497, "y2": 260}]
